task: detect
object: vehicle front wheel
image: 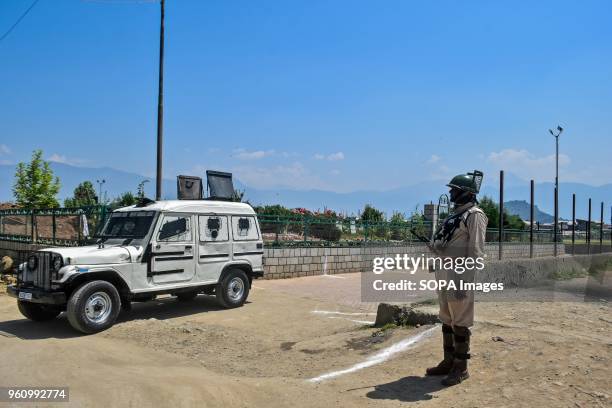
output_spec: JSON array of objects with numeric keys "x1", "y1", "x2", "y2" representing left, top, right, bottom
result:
[
  {"x1": 17, "y1": 301, "x2": 61, "y2": 321},
  {"x1": 216, "y1": 269, "x2": 249, "y2": 308},
  {"x1": 66, "y1": 280, "x2": 121, "y2": 334}
]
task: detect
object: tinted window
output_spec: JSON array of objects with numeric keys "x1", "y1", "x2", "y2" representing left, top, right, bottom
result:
[
  {"x1": 101, "y1": 211, "x2": 155, "y2": 238},
  {"x1": 157, "y1": 215, "x2": 193, "y2": 242}
]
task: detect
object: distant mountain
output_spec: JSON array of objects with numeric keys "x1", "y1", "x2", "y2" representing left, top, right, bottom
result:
[
  {"x1": 503, "y1": 200, "x2": 554, "y2": 223},
  {"x1": 480, "y1": 181, "x2": 612, "y2": 221},
  {"x1": 0, "y1": 162, "x2": 609, "y2": 219}
]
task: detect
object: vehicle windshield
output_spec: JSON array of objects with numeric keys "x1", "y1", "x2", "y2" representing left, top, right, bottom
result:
[{"x1": 100, "y1": 211, "x2": 156, "y2": 239}]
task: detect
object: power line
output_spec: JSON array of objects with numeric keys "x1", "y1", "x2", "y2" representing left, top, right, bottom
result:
[{"x1": 0, "y1": 0, "x2": 40, "y2": 43}]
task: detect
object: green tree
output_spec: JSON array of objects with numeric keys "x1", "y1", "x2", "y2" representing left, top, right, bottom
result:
[
  {"x1": 360, "y1": 204, "x2": 387, "y2": 238},
  {"x1": 389, "y1": 211, "x2": 409, "y2": 240},
  {"x1": 137, "y1": 180, "x2": 149, "y2": 199},
  {"x1": 110, "y1": 192, "x2": 137, "y2": 210},
  {"x1": 360, "y1": 204, "x2": 385, "y2": 223},
  {"x1": 64, "y1": 181, "x2": 98, "y2": 207},
  {"x1": 13, "y1": 150, "x2": 61, "y2": 208}
]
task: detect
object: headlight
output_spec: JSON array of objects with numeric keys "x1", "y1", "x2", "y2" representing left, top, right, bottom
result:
[
  {"x1": 27, "y1": 255, "x2": 37, "y2": 270},
  {"x1": 52, "y1": 255, "x2": 63, "y2": 271}
]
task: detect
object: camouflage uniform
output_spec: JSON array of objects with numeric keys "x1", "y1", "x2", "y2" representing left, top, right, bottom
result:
[{"x1": 425, "y1": 171, "x2": 487, "y2": 386}]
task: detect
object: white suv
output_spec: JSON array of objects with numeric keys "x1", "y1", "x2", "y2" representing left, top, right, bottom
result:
[{"x1": 8, "y1": 200, "x2": 264, "y2": 334}]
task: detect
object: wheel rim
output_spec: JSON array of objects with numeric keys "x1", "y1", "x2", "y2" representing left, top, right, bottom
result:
[
  {"x1": 84, "y1": 291, "x2": 112, "y2": 324},
  {"x1": 227, "y1": 277, "x2": 245, "y2": 302}
]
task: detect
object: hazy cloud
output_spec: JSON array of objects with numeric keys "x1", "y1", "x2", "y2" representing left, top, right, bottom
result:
[
  {"x1": 426, "y1": 154, "x2": 441, "y2": 164},
  {"x1": 487, "y1": 148, "x2": 570, "y2": 181},
  {"x1": 232, "y1": 148, "x2": 275, "y2": 160},
  {"x1": 47, "y1": 154, "x2": 87, "y2": 166},
  {"x1": 0, "y1": 144, "x2": 11, "y2": 155},
  {"x1": 314, "y1": 152, "x2": 345, "y2": 161},
  {"x1": 231, "y1": 162, "x2": 330, "y2": 190}
]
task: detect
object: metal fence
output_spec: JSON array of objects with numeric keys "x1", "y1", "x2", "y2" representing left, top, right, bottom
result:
[
  {"x1": 0, "y1": 206, "x2": 108, "y2": 247},
  {"x1": 0, "y1": 203, "x2": 609, "y2": 253}
]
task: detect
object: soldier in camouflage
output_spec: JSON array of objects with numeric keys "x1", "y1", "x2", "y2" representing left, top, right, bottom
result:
[{"x1": 425, "y1": 171, "x2": 488, "y2": 386}]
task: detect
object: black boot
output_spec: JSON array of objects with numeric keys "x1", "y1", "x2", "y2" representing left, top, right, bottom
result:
[
  {"x1": 442, "y1": 326, "x2": 470, "y2": 386},
  {"x1": 425, "y1": 324, "x2": 455, "y2": 376}
]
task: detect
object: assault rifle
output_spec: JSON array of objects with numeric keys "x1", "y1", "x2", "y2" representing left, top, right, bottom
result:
[{"x1": 410, "y1": 228, "x2": 431, "y2": 244}]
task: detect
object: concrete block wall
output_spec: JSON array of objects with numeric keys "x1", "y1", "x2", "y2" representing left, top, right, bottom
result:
[
  {"x1": 0, "y1": 239, "x2": 565, "y2": 281},
  {"x1": 263, "y1": 243, "x2": 565, "y2": 280}
]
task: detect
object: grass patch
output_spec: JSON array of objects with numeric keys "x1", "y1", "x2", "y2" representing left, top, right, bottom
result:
[
  {"x1": 552, "y1": 266, "x2": 587, "y2": 280},
  {"x1": 411, "y1": 298, "x2": 438, "y2": 307}
]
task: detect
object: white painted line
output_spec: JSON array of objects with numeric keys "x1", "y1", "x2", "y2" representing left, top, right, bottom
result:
[
  {"x1": 311, "y1": 311, "x2": 376, "y2": 316},
  {"x1": 326, "y1": 316, "x2": 374, "y2": 325},
  {"x1": 308, "y1": 325, "x2": 438, "y2": 383},
  {"x1": 321, "y1": 274, "x2": 346, "y2": 279}
]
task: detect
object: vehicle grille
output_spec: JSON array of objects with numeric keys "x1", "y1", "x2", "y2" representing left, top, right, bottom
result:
[{"x1": 26, "y1": 251, "x2": 57, "y2": 290}]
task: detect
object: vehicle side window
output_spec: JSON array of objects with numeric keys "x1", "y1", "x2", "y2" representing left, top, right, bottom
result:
[
  {"x1": 231, "y1": 216, "x2": 259, "y2": 241},
  {"x1": 199, "y1": 215, "x2": 229, "y2": 242},
  {"x1": 157, "y1": 215, "x2": 192, "y2": 242}
]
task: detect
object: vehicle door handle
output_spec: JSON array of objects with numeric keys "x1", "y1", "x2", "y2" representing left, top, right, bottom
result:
[{"x1": 185, "y1": 245, "x2": 192, "y2": 250}]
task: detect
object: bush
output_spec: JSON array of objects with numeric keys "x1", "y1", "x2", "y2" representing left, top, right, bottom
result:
[
  {"x1": 389, "y1": 212, "x2": 410, "y2": 241},
  {"x1": 309, "y1": 210, "x2": 342, "y2": 241}
]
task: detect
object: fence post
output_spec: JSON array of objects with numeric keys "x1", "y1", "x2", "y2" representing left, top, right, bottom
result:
[
  {"x1": 52, "y1": 210, "x2": 57, "y2": 245},
  {"x1": 274, "y1": 216, "x2": 279, "y2": 244},
  {"x1": 499, "y1": 170, "x2": 504, "y2": 260},
  {"x1": 571, "y1": 193, "x2": 576, "y2": 255},
  {"x1": 530, "y1": 179, "x2": 534, "y2": 258},
  {"x1": 31, "y1": 210, "x2": 36, "y2": 244},
  {"x1": 600, "y1": 202, "x2": 604, "y2": 254},
  {"x1": 587, "y1": 198, "x2": 591, "y2": 255}
]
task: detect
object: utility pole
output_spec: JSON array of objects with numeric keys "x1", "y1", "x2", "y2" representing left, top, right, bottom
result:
[
  {"x1": 549, "y1": 126, "x2": 563, "y2": 256},
  {"x1": 156, "y1": 0, "x2": 165, "y2": 200}
]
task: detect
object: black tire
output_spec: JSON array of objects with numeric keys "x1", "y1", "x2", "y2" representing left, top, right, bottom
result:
[
  {"x1": 17, "y1": 301, "x2": 61, "y2": 321},
  {"x1": 176, "y1": 291, "x2": 198, "y2": 302},
  {"x1": 216, "y1": 269, "x2": 250, "y2": 309},
  {"x1": 66, "y1": 280, "x2": 121, "y2": 334}
]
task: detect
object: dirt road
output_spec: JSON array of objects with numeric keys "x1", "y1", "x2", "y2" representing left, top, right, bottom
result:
[{"x1": 0, "y1": 272, "x2": 610, "y2": 407}]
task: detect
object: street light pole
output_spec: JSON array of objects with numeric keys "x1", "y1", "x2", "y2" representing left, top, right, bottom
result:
[
  {"x1": 549, "y1": 126, "x2": 563, "y2": 256},
  {"x1": 96, "y1": 179, "x2": 106, "y2": 204},
  {"x1": 155, "y1": 0, "x2": 165, "y2": 201}
]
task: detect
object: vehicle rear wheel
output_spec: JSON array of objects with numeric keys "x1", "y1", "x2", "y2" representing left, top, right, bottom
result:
[
  {"x1": 176, "y1": 291, "x2": 198, "y2": 302},
  {"x1": 216, "y1": 269, "x2": 249, "y2": 308},
  {"x1": 67, "y1": 280, "x2": 121, "y2": 334},
  {"x1": 17, "y1": 301, "x2": 61, "y2": 321}
]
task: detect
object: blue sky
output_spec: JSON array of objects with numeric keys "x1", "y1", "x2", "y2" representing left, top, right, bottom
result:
[{"x1": 1, "y1": 0, "x2": 611, "y2": 193}]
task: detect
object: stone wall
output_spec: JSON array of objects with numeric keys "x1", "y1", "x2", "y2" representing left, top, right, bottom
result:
[
  {"x1": 0, "y1": 239, "x2": 565, "y2": 280},
  {"x1": 262, "y1": 243, "x2": 565, "y2": 280},
  {"x1": 477, "y1": 252, "x2": 612, "y2": 287}
]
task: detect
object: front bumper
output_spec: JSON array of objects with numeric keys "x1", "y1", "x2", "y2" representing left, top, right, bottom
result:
[{"x1": 7, "y1": 285, "x2": 67, "y2": 305}]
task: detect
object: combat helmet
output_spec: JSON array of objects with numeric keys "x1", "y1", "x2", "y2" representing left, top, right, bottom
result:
[{"x1": 446, "y1": 170, "x2": 483, "y2": 194}]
